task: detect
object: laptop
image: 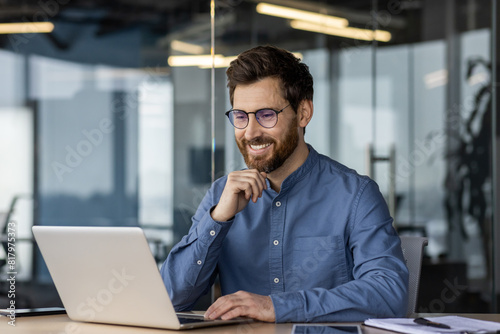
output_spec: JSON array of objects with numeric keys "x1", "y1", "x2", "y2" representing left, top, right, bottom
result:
[{"x1": 32, "y1": 225, "x2": 253, "y2": 330}]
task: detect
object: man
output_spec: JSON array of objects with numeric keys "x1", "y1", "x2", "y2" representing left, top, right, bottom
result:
[{"x1": 160, "y1": 45, "x2": 408, "y2": 323}]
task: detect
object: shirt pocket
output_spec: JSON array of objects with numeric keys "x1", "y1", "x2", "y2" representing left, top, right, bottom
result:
[{"x1": 287, "y1": 235, "x2": 347, "y2": 291}]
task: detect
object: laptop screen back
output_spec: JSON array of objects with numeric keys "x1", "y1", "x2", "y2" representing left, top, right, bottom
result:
[{"x1": 32, "y1": 226, "x2": 182, "y2": 329}]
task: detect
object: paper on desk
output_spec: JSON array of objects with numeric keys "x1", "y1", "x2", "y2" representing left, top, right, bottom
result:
[{"x1": 364, "y1": 316, "x2": 500, "y2": 334}]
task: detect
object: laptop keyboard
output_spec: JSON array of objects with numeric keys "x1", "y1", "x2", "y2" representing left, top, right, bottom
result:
[{"x1": 178, "y1": 316, "x2": 215, "y2": 324}]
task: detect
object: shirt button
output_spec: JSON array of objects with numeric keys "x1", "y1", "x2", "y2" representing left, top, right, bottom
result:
[
  {"x1": 210, "y1": 230, "x2": 216, "y2": 236},
  {"x1": 275, "y1": 201, "x2": 281, "y2": 207},
  {"x1": 197, "y1": 260, "x2": 202, "y2": 265},
  {"x1": 273, "y1": 240, "x2": 279, "y2": 246},
  {"x1": 274, "y1": 278, "x2": 280, "y2": 284}
]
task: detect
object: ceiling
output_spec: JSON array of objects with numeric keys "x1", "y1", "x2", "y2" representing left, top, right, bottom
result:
[
  {"x1": 0, "y1": 0, "x2": 210, "y2": 36},
  {"x1": 0, "y1": 0, "x2": 491, "y2": 61},
  {"x1": 0, "y1": 0, "x2": 406, "y2": 44}
]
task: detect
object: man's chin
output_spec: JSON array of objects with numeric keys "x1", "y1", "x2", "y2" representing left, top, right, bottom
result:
[
  {"x1": 246, "y1": 161, "x2": 266, "y2": 172},
  {"x1": 246, "y1": 158, "x2": 282, "y2": 174},
  {"x1": 243, "y1": 157, "x2": 266, "y2": 171},
  {"x1": 241, "y1": 146, "x2": 282, "y2": 172}
]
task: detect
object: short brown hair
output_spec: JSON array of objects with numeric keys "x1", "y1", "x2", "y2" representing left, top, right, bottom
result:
[{"x1": 226, "y1": 45, "x2": 313, "y2": 113}]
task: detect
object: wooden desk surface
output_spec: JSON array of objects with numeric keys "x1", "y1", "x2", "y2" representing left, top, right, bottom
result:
[{"x1": 1, "y1": 313, "x2": 499, "y2": 334}]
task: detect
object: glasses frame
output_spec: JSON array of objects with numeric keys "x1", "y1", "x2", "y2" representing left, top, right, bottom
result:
[{"x1": 225, "y1": 104, "x2": 290, "y2": 129}]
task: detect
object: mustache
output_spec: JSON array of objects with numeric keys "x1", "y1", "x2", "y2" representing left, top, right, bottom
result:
[{"x1": 241, "y1": 136, "x2": 275, "y2": 146}]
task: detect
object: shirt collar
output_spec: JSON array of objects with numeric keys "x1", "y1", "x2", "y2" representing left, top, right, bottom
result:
[{"x1": 278, "y1": 144, "x2": 318, "y2": 194}]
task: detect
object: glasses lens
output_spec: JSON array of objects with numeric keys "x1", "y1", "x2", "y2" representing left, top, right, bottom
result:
[
  {"x1": 256, "y1": 109, "x2": 277, "y2": 128},
  {"x1": 230, "y1": 110, "x2": 248, "y2": 128}
]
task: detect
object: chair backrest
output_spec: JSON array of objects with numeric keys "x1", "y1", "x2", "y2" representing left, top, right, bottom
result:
[{"x1": 399, "y1": 235, "x2": 428, "y2": 316}]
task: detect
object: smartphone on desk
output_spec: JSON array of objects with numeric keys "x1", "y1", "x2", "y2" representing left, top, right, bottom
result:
[
  {"x1": 292, "y1": 324, "x2": 362, "y2": 334},
  {"x1": 0, "y1": 307, "x2": 66, "y2": 317}
]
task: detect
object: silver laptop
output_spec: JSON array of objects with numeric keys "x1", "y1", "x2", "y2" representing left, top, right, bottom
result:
[{"x1": 32, "y1": 225, "x2": 253, "y2": 330}]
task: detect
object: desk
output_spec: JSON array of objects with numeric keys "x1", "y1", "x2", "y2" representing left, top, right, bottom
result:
[{"x1": 1, "y1": 314, "x2": 499, "y2": 334}]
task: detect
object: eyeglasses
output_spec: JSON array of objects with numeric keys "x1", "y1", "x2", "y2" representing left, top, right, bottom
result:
[{"x1": 225, "y1": 104, "x2": 290, "y2": 129}]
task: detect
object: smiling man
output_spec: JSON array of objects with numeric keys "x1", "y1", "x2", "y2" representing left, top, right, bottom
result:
[{"x1": 160, "y1": 45, "x2": 408, "y2": 323}]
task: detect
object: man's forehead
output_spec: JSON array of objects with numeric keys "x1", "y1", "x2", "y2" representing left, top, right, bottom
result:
[{"x1": 233, "y1": 78, "x2": 284, "y2": 104}]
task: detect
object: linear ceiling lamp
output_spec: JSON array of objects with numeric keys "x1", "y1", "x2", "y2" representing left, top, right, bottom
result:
[
  {"x1": 290, "y1": 20, "x2": 392, "y2": 42},
  {"x1": 0, "y1": 22, "x2": 54, "y2": 34},
  {"x1": 256, "y1": 2, "x2": 348, "y2": 28},
  {"x1": 168, "y1": 55, "x2": 236, "y2": 68},
  {"x1": 170, "y1": 40, "x2": 205, "y2": 55},
  {"x1": 168, "y1": 52, "x2": 303, "y2": 68},
  {"x1": 198, "y1": 56, "x2": 237, "y2": 68}
]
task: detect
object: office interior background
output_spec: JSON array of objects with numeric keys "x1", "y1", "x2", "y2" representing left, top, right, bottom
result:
[{"x1": 0, "y1": 0, "x2": 499, "y2": 313}]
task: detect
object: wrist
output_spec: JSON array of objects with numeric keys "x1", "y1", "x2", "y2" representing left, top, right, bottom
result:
[{"x1": 210, "y1": 206, "x2": 234, "y2": 222}]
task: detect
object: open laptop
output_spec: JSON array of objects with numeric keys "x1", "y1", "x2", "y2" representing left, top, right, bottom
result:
[{"x1": 32, "y1": 225, "x2": 253, "y2": 330}]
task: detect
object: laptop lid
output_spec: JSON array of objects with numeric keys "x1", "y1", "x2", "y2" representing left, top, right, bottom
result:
[{"x1": 32, "y1": 226, "x2": 250, "y2": 330}]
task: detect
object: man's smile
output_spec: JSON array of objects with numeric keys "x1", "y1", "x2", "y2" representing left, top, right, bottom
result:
[{"x1": 249, "y1": 142, "x2": 272, "y2": 154}]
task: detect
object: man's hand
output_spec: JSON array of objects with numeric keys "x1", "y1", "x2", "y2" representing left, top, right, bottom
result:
[
  {"x1": 211, "y1": 170, "x2": 267, "y2": 222},
  {"x1": 204, "y1": 291, "x2": 275, "y2": 322}
]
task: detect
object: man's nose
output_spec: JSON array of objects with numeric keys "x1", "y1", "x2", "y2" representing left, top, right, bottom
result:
[{"x1": 244, "y1": 114, "x2": 263, "y2": 139}]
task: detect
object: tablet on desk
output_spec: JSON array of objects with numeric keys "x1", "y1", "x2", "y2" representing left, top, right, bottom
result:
[
  {"x1": 0, "y1": 307, "x2": 66, "y2": 317},
  {"x1": 292, "y1": 324, "x2": 362, "y2": 334}
]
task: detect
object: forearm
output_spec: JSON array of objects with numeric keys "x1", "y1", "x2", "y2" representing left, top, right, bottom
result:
[
  {"x1": 160, "y1": 209, "x2": 233, "y2": 311},
  {"x1": 271, "y1": 270, "x2": 408, "y2": 322}
]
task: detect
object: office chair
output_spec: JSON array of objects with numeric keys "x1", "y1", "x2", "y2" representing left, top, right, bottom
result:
[{"x1": 399, "y1": 235, "x2": 428, "y2": 316}]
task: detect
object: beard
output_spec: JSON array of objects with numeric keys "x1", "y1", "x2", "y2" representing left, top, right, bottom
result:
[{"x1": 236, "y1": 119, "x2": 299, "y2": 173}]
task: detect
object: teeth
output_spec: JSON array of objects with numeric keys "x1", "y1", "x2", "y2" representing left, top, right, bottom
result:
[{"x1": 250, "y1": 143, "x2": 271, "y2": 150}]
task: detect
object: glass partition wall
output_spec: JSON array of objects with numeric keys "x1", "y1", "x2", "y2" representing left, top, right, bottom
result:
[
  {"x1": 0, "y1": 0, "x2": 497, "y2": 313},
  {"x1": 209, "y1": 0, "x2": 498, "y2": 313}
]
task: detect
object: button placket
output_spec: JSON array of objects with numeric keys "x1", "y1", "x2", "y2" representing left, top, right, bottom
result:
[{"x1": 270, "y1": 196, "x2": 285, "y2": 293}]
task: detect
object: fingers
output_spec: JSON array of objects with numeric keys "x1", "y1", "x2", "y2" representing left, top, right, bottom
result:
[
  {"x1": 228, "y1": 170, "x2": 267, "y2": 203},
  {"x1": 204, "y1": 291, "x2": 275, "y2": 322},
  {"x1": 212, "y1": 170, "x2": 267, "y2": 221},
  {"x1": 205, "y1": 294, "x2": 243, "y2": 321}
]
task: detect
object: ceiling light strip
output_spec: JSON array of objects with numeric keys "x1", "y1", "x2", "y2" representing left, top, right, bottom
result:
[
  {"x1": 168, "y1": 53, "x2": 302, "y2": 68},
  {"x1": 0, "y1": 22, "x2": 54, "y2": 34},
  {"x1": 256, "y1": 2, "x2": 348, "y2": 28},
  {"x1": 170, "y1": 40, "x2": 205, "y2": 54},
  {"x1": 168, "y1": 55, "x2": 230, "y2": 68},
  {"x1": 290, "y1": 20, "x2": 392, "y2": 42}
]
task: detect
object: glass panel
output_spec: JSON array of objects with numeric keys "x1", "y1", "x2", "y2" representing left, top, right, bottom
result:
[
  {"x1": 457, "y1": 29, "x2": 491, "y2": 282},
  {"x1": 0, "y1": 1, "x2": 213, "y2": 308},
  {"x1": 372, "y1": 0, "x2": 495, "y2": 313},
  {"x1": 138, "y1": 79, "x2": 174, "y2": 232},
  {"x1": 410, "y1": 40, "x2": 447, "y2": 252},
  {"x1": 336, "y1": 46, "x2": 373, "y2": 173},
  {"x1": 213, "y1": 0, "x2": 496, "y2": 313},
  {"x1": 0, "y1": 49, "x2": 34, "y2": 286}
]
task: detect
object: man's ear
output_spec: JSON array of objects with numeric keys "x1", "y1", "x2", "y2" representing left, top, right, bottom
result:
[{"x1": 297, "y1": 99, "x2": 313, "y2": 128}]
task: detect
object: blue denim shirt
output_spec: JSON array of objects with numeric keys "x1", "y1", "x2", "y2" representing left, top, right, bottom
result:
[{"x1": 160, "y1": 145, "x2": 408, "y2": 322}]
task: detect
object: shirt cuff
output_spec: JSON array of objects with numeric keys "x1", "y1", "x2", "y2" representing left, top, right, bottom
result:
[
  {"x1": 270, "y1": 291, "x2": 306, "y2": 323},
  {"x1": 196, "y1": 206, "x2": 234, "y2": 247}
]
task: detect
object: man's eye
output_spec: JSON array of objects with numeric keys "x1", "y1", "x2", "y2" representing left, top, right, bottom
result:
[{"x1": 259, "y1": 111, "x2": 275, "y2": 119}]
